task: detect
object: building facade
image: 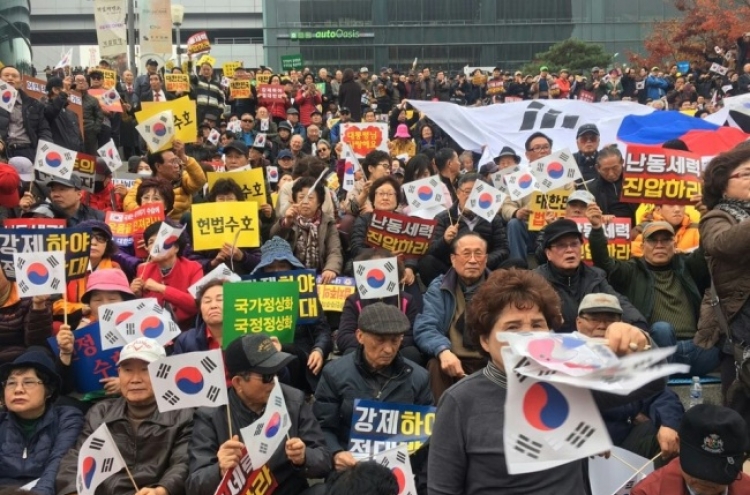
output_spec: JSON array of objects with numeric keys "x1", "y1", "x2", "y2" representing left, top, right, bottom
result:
[
  {"x1": 0, "y1": 0, "x2": 33, "y2": 70},
  {"x1": 263, "y1": 0, "x2": 680, "y2": 72}
]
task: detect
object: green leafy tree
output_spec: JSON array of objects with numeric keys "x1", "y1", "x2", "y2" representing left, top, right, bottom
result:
[{"x1": 519, "y1": 38, "x2": 614, "y2": 75}]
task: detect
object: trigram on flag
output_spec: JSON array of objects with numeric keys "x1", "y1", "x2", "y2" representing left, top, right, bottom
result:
[
  {"x1": 403, "y1": 175, "x2": 444, "y2": 210},
  {"x1": 98, "y1": 298, "x2": 163, "y2": 350},
  {"x1": 341, "y1": 142, "x2": 361, "y2": 192},
  {"x1": 466, "y1": 181, "x2": 506, "y2": 222},
  {"x1": 148, "y1": 349, "x2": 228, "y2": 412},
  {"x1": 489, "y1": 167, "x2": 518, "y2": 191},
  {"x1": 501, "y1": 347, "x2": 611, "y2": 475},
  {"x1": 352, "y1": 257, "x2": 400, "y2": 300},
  {"x1": 97, "y1": 140, "x2": 122, "y2": 173},
  {"x1": 136, "y1": 110, "x2": 175, "y2": 153},
  {"x1": 76, "y1": 423, "x2": 126, "y2": 495},
  {"x1": 267, "y1": 166, "x2": 280, "y2": 183},
  {"x1": 253, "y1": 133, "x2": 267, "y2": 149},
  {"x1": 34, "y1": 140, "x2": 76, "y2": 179},
  {"x1": 13, "y1": 251, "x2": 67, "y2": 297},
  {"x1": 117, "y1": 310, "x2": 181, "y2": 347},
  {"x1": 0, "y1": 81, "x2": 18, "y2": 113},
  {"x1": 371, "y1": 446, "x2": 417, "y2": 495},
  {"x1": 187, "y1": 263, "x2": 241, "y2": 298},
  {"x1": 528, "y1": 148, "x2": 581, "y2": 192},
  {"x1": 504, "y1": 169, "x2": 540, "y2": 201},
  {"x1": 240, "y1": 377, "x2": 291, "y2": 469},
  {"x1": 149, "y1": 222, "x2": 186, "y2": 258}
]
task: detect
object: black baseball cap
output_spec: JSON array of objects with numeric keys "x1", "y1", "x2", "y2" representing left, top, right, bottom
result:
[
  {"x1": 542, "y1": 219, "x2": 583, "y2": 248},
  {"x1": 223, "y1": 140, "x2": 248, "y2": 155},
  {"x1": 225, "y1": 335, "x2": 296, "y2": 375}
]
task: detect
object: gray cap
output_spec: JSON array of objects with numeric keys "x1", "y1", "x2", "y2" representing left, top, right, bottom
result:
[
  {"x1": 46, "y1": 175, "x2": 82, "y2": 189},
  {"x1": 578, "y1": 293, "x2": 623, "y2": 315},
  {"x1": 358, "y1": 303, "x2": 410, "y2": 335}
]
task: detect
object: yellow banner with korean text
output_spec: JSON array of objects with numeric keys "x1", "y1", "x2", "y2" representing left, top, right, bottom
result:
[
  {"x1": 164, "y1": 74, "x2": 190, "y2": 92},
  {"x1": 206, "y1": 169, "x2": 268, "y2": 203},
  {"x1": 527, "y1": 187, "x2": 571, "y2": 231},
  {"x1": 136, "y1": 95, "x2": 198, "y2": 146},
  {"x1": 191, "y1": 201, "x2": 260, "y2": 251}
]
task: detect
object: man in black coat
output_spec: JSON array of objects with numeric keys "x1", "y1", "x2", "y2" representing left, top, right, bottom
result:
[
  {"x1": 0, "y1": 65, "x2": 53, "y2": 161},
  {"x1": 589, "y1": 144, "x2": 639, "y2": 226},
  {"x1": 43, "y1": 77, "x2": 83, "y2": 152}
]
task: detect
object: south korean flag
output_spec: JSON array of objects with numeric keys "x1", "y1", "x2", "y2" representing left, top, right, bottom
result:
[
  {"x1": 98, "y1": 298, "x2": 164, "y2": 350},
  {"x1": 76, "y1": 423, "x2": 126, "y2": 495},
  {"x1": 97, "y1": 139, "x2": 122, "y2": 173},
  {"x1": 466, "y1": 180, "x2": 506, "y2": 222},
  {"x1": 0, "y1": 81, "x2": 18, "y2": 113},
  {"x1": 371, "y1": 446, "x2": 418, "y2": 495},
  {"x1": 353, "y1": 257, "x2": 400, "y2": 300},
  {"x1": 187, "y1": 263, "x2": 241, "y2": 298},
  {"x1": 136, "y1": 110, "x2": 175, "y2": 153},
  {"x1": 13, "y1": 251, "x2": 66, "y2": 297},
  {"x1": 116, "y1": 310, "x2": 181, "y2": 347},
  {"x1": 34, "y1": 140, "x2": 76, "y2": 180},
  {"x1": 149, "y1": 349, "x2": 228, "y2": 412},
  {"x1": 340, "y1": 142, "x2": 361, "y2": 192},
  {"x1": 403, "y1": 175, "x2": 445, "y2": 211},
  {"x1": 502, "y1": 346, "x2": 611, "y2": 474},
  {"x1": 240, "y1": 377, "x2": 291, "y2": 469}
]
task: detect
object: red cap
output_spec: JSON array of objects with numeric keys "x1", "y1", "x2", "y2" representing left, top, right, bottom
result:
[{"x1": 0, "y1": 164, "x2": 20, "y2": 208}]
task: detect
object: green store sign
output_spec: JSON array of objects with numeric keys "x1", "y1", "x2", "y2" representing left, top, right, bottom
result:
[{"x1": 290, "y1": 29, "x2": 361, "y2": 40}]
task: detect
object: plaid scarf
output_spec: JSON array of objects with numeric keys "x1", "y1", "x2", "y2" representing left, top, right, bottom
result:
[
  {"x1": 715, "y1": 198, "x2": 750, "y2": 222},
  {"x1": 295, "y1": 211, "x2": 322, "y2": 270}
]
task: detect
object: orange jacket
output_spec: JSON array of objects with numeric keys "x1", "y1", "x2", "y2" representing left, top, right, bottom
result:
[{"x1": 631, "y1": 212, "x2": 700, "y2": 257}]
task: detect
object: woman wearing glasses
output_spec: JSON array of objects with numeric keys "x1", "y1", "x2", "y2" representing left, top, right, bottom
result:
[{"x1": 0, "y1": 349, "x2": 83, "y2": 495}]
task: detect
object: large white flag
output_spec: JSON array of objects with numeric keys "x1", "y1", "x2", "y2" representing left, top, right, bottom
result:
[
  {"x1": 371, "y1": 446, "x2": 418, "y2": 495},
  {"x1": 149, "y1": 349, "x2": 228, "y2": 412},
  {"x1": 0, "y1": 82, "x2": 18, "y2": 113},
  {"x1": 187, "y1": 263, "x2": 242, "y2": 298},
  {"x1": 98, "y1": 298, "x2": 164, "y2": 350},
  {"x1": 353, "y1": 257, "x2": 400, "y2": 300},
  {"x1": 149, "y1": 223, "x2": 185, "y2": 258},
  {"x1": 136, "y1": 110, "x2": 175, "y2": 153},
  {"x1": 528, "y1": 148, "x2": 581, "y2": 193},
  {"x1": 76, "y1": 423, "x2": 126, "y2": 495},
  {"x1": 466, "y1": 180, "x2": 506, "y2": 222},
  {"x1": 34, "y1": 140, "x2": 76, "y2": 180},
  {"x1": 403, "y1": 175, "x2": 447, "y2": 211},
  {"x1": 116, "y1": 310, "x2": 181, "y2": 347},
  {"x1": 240, "y1": 377, "x2": 291, "y2": 469},
  {"x1": 13, "y1": 251, "x2": 66, "y2": 297}
]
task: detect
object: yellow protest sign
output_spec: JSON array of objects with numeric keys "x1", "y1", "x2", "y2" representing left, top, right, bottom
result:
[
  {"x1": 191, "y1": 201, "x2": 260, "y2": 250},
  {"x1": 197, "y1": 54, "x2": 216, "y2": 68},
  {"x1": 164, "y1": 74, "x2": 190, "y2": 92},
  {"x1": 256, "y1": 74, "x2": 271, "y2": 85},
  {"x1": 207, "y1": 169, "x2": 268, "y2": 204},
  {"x1": 230, "y1": 80, "x2": 251, "y2": 99},
  {"x1": 223, "y1": 61, "x2": 242, "y2": 78},
  {"x1": 527, "y1": 187, "x2": 571, "y2": 231},
  {"x1": 100, "y1": 69, "x2": 117, "y2": 89},
  {"x1": 316, "y1": 276, "x2": 356, "y2": 312},
  {"x1": 137, "y1": 96, "x2": 197, "y2": 145}
]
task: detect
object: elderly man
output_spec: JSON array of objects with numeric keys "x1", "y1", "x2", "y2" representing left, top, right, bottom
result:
[
  {"x1": 237, "y1": 113, "x2": 257, "y2": 147},
  {"x1": 413, "y1": 232, "x2": 491, "y2": 401},
  {"x1": 587, "y1": 206, "x2": 714, "y2": 375},
  {"x1": 573, "y1": 124, "x2": 601, "y2": 182},
  {"x1": 302, "y1": 125, "x2": 322, "y2": 155},
  {"x1": 577, "y1": 294, "x2": 684, "y2": 463},
  {"x1": 315, "y1": 303, "x2": 432, "y2": 472},
  {"x1": 289, "y1": 134, "x2": 306, "y2": 160},
  {"x1": 47, "y1": 175, "x2": 104, "y2": 225},
  {"x1": 631, "y1": 204, "x2": 700, "y2": 257},
  {"x1": 589, "y1": 145, "x2": 639, "y2": 225},
  {"x1": 0, "y1": 66, "x2": 53, "y2": 161},
  {"x1": 188, "y1": 334, "x2": 331, "y2": 495},
  {"x1": 419, "y1": 173, "x2": 509, "y2": 286},
  {"x1": 56, "y1": 337, "x2": 193, "y2": 495},
  {"x1": 632, "y1": 404, "x2": 750, "y2": 494},
  {"x1": 534, "y1": 218, "x2": 648, "y2": 333},
  {"x1": 223, "y1": 140, "x2": 251, "y2": 172}
]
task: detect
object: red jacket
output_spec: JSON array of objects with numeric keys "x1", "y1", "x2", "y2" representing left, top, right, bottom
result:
[
  {"x1": 136, "y1": 256, "x2": 203, "y2": 329},
  {"x1": 258, "y1": 97, "x2": 291, "y2": 121},
  {"x1": 83, "y1": 181, "x2": 123, "y2": 212},
  {"x1": 294, "y1": 89, "x2": 322, "y2": 126},
  {"x1": 632, "y1": 458, "x2": 750, "y2": 495}
]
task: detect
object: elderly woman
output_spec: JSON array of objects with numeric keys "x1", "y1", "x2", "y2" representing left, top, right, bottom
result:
[
  {"x1": 173, "y1": 279, "x2": 226, "y2": 353},
  {"x1": 699, "y1": 145, "x2": 750, "y2": 396},
  {"x1": 0, "y1": 350, "x2": 83, "y2": 495},
  {"x1": 270, "y1": 177, "x2": 342, "y2": 284},
  {"x1": 428, "y1": 269, "x2": 664, "y2": 495},
  {"x1": 388, "y1": 124, "x2": 416, "y2": 159}
]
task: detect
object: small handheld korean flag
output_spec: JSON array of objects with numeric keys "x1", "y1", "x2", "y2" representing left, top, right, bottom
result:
[
  {"x1": 187, "y1": 263, "x2": 241, "y2": 298},
  {"x1": 117, "y1": 310, "x2": 181, "y2": 347},
  {"x1": 341, "y1": 142, "x2": 361, "y2": 192},
  {"x1": 13, "y1": 251, "x2": 66, "y2": 297},
  {"x1": 403, "y1": 175, "x2": 446, "y2": 211},
  {"x1": 253, "y1": 133, "x2": 267, "y2": 149},
  {"x1": 529, "y1": 148, "x2": 581, "y2": 193},
  {"x1": 240, "y1": 377, "x2": 291, "y2": 469},
  {"x1": 136, "y1": 110, "x2": 175, "y2": 153},
  {"x1": 149, "y1": 349, "x2": 228, "y2": 412},
  {"x1": 98, "y1": 298, "x2": 164, "y2": 350},
  {"x1": 467, "y1": 181, "x2": 506, "y2": 222},
  {"x1": 76, "y1": 423, "x2": 126, "y2": 495},
  {"x1": 97, "y1": 139, "x2": 122, "y2": 173},
  {"x1": 353, "y1": 257, "x2": 399, "y2": 300},
  {"x1": 101, "y1": 88, "x2": 121, "y2": 107},
  {"x1": 501, "y1": 346, "x2": 611, "y2": 474},
  {"x1": 207, "y1": 128, "x2": 221, "y2": 146},
  {"x1": 149, "y1": 223, "x2": 186, "y2": 258},
  {"x1": 710, "y1": 62, "x2": 729, "y2": 76},
  {"x1": 55, "y1": 48, "x2": 73, "y2": 69},
  {"x1": 34, "y1": 140, "x2": 76, "y2": 180},
  {"x1": 0, "y1": 81, "x2": 18, "y2": 113},
  {"x1": 504, "y1": 169, "x2": 540, "y2": 201},
  {"x1": 267, "y1": 166, "x2": 279, "y2": 183},
  {"x1": 371, "y1": 446, "x2": 418, "y2": 495}
]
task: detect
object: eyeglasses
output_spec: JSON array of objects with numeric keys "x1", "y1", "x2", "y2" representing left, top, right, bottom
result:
[
  {"x1": 375, "y1": 191, "x2": 397, "y2": 198},
  {"x1": 91, "y1": 233, "x2": 109, "y2": 243},
  {"x1": 317, "y1": 148, "x2": 329, "y2": 153},
  {"x1": 730, "y1": 170, "x2": 750, "y2": 180},
  {"x1": 644, "y1": 237, "x2": 674, "y2": 246},
  {"x1": 454, "y1": 251, "x2": 487, "y2": 261},
  {"x1": 579, "y1": 314, "x2": 621, "y2": 325},
  {"x1": 241, "y1": 119, "x2": 254, "y2": 123},
  {"x1": 3, "y1": 379, "x2": 43, "y2": 391},
  {"x1": 90, "y1": 75, "x2": 103, "y2": 80},
  {"x1": 549, "y1": 240, "x2": 582, "y2": 251},
  {"x1": 528, "y1": 144, "x2": 551, "y2": 153},
  {"x1": 578, "y1": 135, "x2": 599, "y2": 143},
  {"x1": 167, "y1": 158, "x2": 183, "y2": 165}
]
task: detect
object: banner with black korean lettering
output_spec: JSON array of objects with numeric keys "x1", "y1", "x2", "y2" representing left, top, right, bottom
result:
[
  {"x1": 191, "y1": 201, "x2": 261, "y2": 251},
  {"x1": 222, "y1": 281, "x2": 299, "y2": 346},
  {"x1": 364, "y1": 210, "x2": 437, "y2": 259},
  {"x1": 244, "y1": 269, "x2": 319, "y2": 324},
  {"x1": 621, "y1": 145, "x2": 703, "y2": 205},
  {"x1": 213, "y1": 449, "x2": 278, "y2": 495},
  {"x1": 348, "y1": 399, "x2": 436, "y2": 458},
  {"x1": 0, "y1": 226, "x2": 91, "y2": 281},
  {"x1": 574, "y1": 218, "x2": 632, "y2": 264}
]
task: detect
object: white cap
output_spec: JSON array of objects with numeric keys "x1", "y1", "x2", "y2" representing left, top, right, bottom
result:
[
  {"x1": 118, "y1": 337, "x2": 166, "y2": 364},
  {"x1": 8, "y1": 156, "x2": 34, "y2": 182},
  {"x1": 567, "y1": 190, "x2": 595, "y2": 205}
]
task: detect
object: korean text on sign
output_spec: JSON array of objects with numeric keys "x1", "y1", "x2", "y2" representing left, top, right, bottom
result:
[
  {"x1": 105, "y1": 203, "x2": 165, "y2": 248},
  {"x1": 574, "y1": 218, "x2": 632, "y2": 263},
  {"x1": 527, "y1": 188, "x2": 571, "y2": 232},
  {"x1": 316, "y1": 275, "x2": 356, "y2": 312},
  {"x1": 164, "y1": 74, "x2": 190, "y2": 93},
  {"x1": 222, "y1": 281, "x2": 299, "y2": 346},
  {"x1": 620, "y1": 146, "x2": 702, "y2": 205},
  {"x1": 259, "y1": 84, "x2": 286, "y2": 104},
  {"x1": 137, "y1": 96, "x2": 197, "y2": 146},
  {"x1": 230, "y1": 81, "x2": 251, "y2": 99},
  {"x1": 207, "y1": 169, "x2": 268, "y2": 204},
  {"x1": 36, "y1": 152, "x2": 98, "y2": 193},
  {"x1": 340, "y1": 122, "x2": 389, "y2": 158},
  {"x1": 244, "y1": 269, "x2": 318, "y2": 324},
  {"x1": 0, "y1": 226, "x2": 91, "y2": 281},
  {"x1": 365, "y1": 210, "x2": 437, "y2": 259},
  {"x1": 214, "y1": 449, "x2": 278, "y2": 495},
  {"x1": 349, "y1": 399, "x2": 437, "y2": 458},
  {"x1": 191, "y1": 201, "x2": 260, "y2": 251}
]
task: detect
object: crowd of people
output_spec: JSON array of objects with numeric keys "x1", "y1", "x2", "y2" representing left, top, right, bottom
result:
[{"x1": 0, "y1": 45, "x2": 749, "y2": 495}]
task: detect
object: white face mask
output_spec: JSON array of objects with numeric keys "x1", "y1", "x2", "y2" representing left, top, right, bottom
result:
[{"x1": 137, "y1": 170, "x2": 152, "y2": 177}]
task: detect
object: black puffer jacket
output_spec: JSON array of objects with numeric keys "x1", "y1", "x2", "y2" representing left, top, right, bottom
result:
[
  {"x1": 44, "y1": 94, "x2": 83, "y2": 151},
  {"x1": 0, "y1": 91, "x2": 53, "y2": 146}
]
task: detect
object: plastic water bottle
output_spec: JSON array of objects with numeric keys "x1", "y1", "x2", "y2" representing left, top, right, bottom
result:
[{"x1": 689, "y1": 376, "x2": 703, "y2": 409}]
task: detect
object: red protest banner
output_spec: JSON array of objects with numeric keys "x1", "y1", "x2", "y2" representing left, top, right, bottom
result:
[
  {"x1": 105, "y1": 203, "x2": 165, "y2": 257},
  {"x1": 187, "y1": 31, "x2": 211, "y2": 57},
  {"x1": 258, "y1": 84, "x2": 286, "y2": 104},
  {"x1": 341, "y1": 123, "x2": 389, "y2": 158},
  {"x1": 213, "y1": 448, "x2": 277, "y2": 495},
  {"x1": 365, "y1": 210, "x2": 437, "y2": 258},
  {"x1": 574, "y1": 218, "x2": 631, "y2": 264},
  {"x1": 3, "y1": 218, "x2": 67, "y2": 229},
  {"x1": 620, "y1": 145, "x2": 703, "y2": 205}
]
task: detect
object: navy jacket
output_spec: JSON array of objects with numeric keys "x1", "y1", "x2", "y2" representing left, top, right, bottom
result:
[{"x1": 601, "y1": 388, "x2": 684, "y2": 446}]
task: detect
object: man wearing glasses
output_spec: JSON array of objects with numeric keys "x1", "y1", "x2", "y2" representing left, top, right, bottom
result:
[
  {"x1": 414, "y1": 232, "x2": 493, "y2": 401},
  {"x1": 573, "y1": 123, "x2": 601, "y2": 183},
  {"x1": 237, "y1": 113, "x2": 257, "y2": 147},
  {"x1": 535, "y1": 218, "x2": 648, "y2": 333}
]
